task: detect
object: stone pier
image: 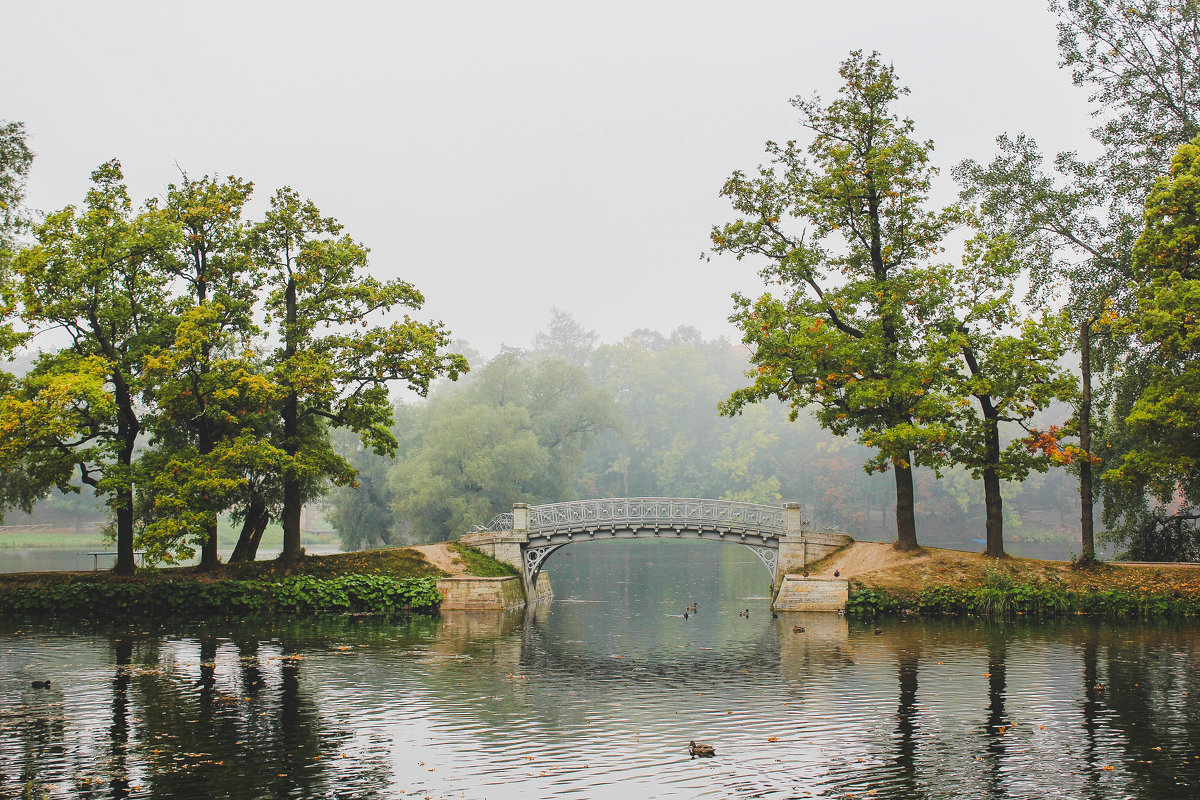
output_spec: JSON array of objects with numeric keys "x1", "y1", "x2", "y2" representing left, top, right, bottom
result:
[{"x1": 776, "y1": 503, "x2": 854, "y2": 576}]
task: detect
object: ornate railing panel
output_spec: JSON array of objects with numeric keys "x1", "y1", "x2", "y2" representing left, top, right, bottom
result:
[
  {"x1": 486, "y1": 497, "x2": 786, "y2": 536},
  {"x1": 481, "y1": 512, "x2": 514, "y2": 532}
]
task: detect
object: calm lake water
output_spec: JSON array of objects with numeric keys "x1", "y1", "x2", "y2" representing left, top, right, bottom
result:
[{"x1": 1, "y1": 539, "x2": 1198, "y2": 799}]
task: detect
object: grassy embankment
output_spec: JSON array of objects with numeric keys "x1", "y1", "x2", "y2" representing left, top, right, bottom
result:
[
  {"x1": 813, "y1": 542, "x2": 1200, "y2": 619},
  {"x1": 0, "y1": 542, "x2": 514, "y2": 619}
]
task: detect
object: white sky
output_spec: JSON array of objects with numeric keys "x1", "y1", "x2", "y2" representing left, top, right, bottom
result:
[{"x1": 4, "y1": 1, "x2": 1097, "y2": 357}]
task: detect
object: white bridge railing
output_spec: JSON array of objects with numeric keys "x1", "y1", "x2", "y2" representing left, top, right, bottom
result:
[{"x1": 484, "y1": 497, "x2": 787, "y2": 536}]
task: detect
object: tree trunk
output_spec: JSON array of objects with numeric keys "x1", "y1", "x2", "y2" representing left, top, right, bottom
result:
[
  {"x1": 246, "y1": 516, "x2": 269, "y2": 561},
  {"x1": 982, "y1": 417, "x2": 1005, "y2": 558},
  {"x1": 961, "y1": 336, "x2": 1006, "y2": 560},
  {"x1": 279, "y1": 276, "x2": 304, "y2": 564},
  {"x1": 1079, "y1": 319, "x2": 1095, "y2": 561},
  {"x1": 229, "y1": 498, "x2": 269, "y2": 563},
  {"x1": 893, "y1": 458, "x2": 919, "y2": 551},
  {"x1": 195, "y1": 266, "x2": 220, "y2": 571},
  {"x1": 278, "y1": 407, "x2": 302, "y2": 563},
  {"x1": 198, "y1": 423, "x2": 219, "y2": 570},
  {"x1": 112, "y1": 401, "x2": 139, "y2": 576},
  {"x1": 113, "y1": 491, "x2": 137, "y2": 575}
]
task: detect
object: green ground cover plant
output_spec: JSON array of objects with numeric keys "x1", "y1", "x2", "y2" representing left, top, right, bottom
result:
[
  {"x1": 448, "y1": 542, "x2": 520, "y2": 577},
  {"x1": 846, "y1": 581, "x2": 1200, "y2": 618},
  {"x1": 0, "y1": 574, "x2": 441, "y2": 618}
]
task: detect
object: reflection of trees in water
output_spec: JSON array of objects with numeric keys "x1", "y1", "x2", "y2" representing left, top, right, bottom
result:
[
  {"x1": 1080, "y1": 628, "x2": 1103, "y2": 800},
  {"x1": 78, "y1": 620, "x2": 410, "y2": 800},
  {"x1": 893, "y1": 643, "x2": 928, "y2": 800},
  {"x1": 1079, "y1": 622, "x2": 1200, "y2": 797},
  {"x1": 0, "y1": 671, "x2": 68, "y2": 794},
  {"x1": 6, "y1": 615, "x2": 1200, "y2": 798},
  {"x1": 108, "y1": 635, "x2": 133, "y2": 799},
  {"x1": 982, "y1": 629, "x2": 1007, "y2": 800}
]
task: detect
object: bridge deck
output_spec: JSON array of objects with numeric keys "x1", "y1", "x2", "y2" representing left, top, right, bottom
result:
[{"x1": 486, "y1": 497, "x2": 788, "y2": 536}]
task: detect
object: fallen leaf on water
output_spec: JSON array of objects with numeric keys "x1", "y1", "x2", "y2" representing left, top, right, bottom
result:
[{"x1": 767, "y1": 736, "x2": 779, "y2": 743}]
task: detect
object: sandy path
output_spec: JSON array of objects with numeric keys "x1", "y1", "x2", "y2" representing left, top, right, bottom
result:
[
  {"x1": 805, "y1": 540, "x2": 980, "y2": 581},
  {"x1": 409, "y1": 543, "x2": 468, "y2": 575}
]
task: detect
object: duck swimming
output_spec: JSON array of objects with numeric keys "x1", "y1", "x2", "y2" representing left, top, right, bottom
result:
[
  {"x1": 31, "y1": 680, "x2": 50, "y2": 689},
  {"x1": 739, "y1": 609, "x2": 749, "y2": 618},
  {"x1": 689, "y1": 740, "x2": 716, "y2": 757}
]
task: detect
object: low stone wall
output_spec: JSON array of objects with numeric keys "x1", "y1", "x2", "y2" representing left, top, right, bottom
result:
[
  {"x1": 773, "y1": 576, "x2": 849, "y2": 612},
  {"x1": 436, "y1": 576, "x2": 527, "y2": 610},
  {"x1": 777, "y1": 531, "x2": 853, "y2": 575},
  {"x1": 436, "y1": 574, "x2": 554, "y2": 610}
]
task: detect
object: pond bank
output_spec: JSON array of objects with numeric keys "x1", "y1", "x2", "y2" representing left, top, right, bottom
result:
[
  {"x1": 807, "y1": 541, "x2": 1200, "y2": 617},
  {"x1": 0, "y1": 543, "x2": 516, "y2": 618}
]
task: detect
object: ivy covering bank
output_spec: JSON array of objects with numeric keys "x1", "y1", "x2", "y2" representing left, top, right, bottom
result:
[
  {"x1": 847, "y1": 583, "x2": 1200, "y2": 619},
  {"x1": 0, "y1": 574, "x2": 442, "y2": 618}
]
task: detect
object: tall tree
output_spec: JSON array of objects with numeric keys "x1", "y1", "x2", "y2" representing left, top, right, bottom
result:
[
  {"x1": 0, "y1": 120, "x2": 33, "y2": 276},
  {"x1": 956, "y1": 0, "x2": 1200, "y2": 559},
  {"x1": 1106, "y1": 135, "x2": 1200, "y2": 556},
  {"x1": 2, "y1": 161, "x2": 178, "y2": 573},
  {"x1": 251, "y1": 188, "x2": 466, "y2": 563},
  {"x1": 937, "y1": 234, "x2": 1077, "y2": 557},
  {"x1": 138, "y1": 174, "x2": 263, "y2": 568},
  {"x1": 1055, "y1": 0, "x2": 1200, "y2": 200},
  {"x1": 710, "y1": 51, "x2": 958, "y2": 551},
  {"x1": 532, "y1": 307, "x2": 598, "y2": 366},
  {"x1": 0, "y1": 121, "x2": 36, "y2": 512}
]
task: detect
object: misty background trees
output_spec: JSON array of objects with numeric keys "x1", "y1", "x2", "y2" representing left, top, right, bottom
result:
[{"x1": 326, "y1": 313, "x2": 1085, "y2": 557}]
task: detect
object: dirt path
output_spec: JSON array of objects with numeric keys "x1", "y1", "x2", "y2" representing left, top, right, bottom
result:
[
  {"x1": 803, "y1": 540, "x2": 1200, "y2": 597},
  {"x1": 409, "y1": 542, "x2": 469, "y2": 575}
]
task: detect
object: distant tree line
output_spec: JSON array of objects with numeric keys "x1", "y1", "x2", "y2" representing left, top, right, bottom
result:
[{"x1": 328, "y1": 314, "x2": 1083, "y2": 554}]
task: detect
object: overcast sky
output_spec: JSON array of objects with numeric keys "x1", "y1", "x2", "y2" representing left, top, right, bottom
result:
[{"x1": 5, "y1": 1, "x2": 1097, "y2": 357}]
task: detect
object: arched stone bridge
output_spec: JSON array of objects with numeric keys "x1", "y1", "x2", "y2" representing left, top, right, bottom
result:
[{"x1": 459, "y1": 498, "x2": 851, "y2": 597}]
